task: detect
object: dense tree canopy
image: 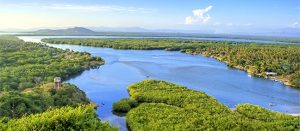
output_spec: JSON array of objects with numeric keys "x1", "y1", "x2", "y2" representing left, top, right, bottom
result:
[
  {"x1": 0, "y1": 37, "x2": 103, "y2": 92},
  {"x1": 0, "y1": 36, "x2": 115, "y2": 129},
  {"x1": 112, "y1": 98, "x2": 138, "y2": 112},
  {"x1": 0, "y1": 105, "x2": 117, "y2": 130},
  {"x1": 120, "y1": 80, "x2": 300, "y2": 130},
  {"x1": 0, "y1": 36, "x2": 103, "y2": 117},
  {"x1": 42, "y1": 38, "x2": 300, "y2": 88}
]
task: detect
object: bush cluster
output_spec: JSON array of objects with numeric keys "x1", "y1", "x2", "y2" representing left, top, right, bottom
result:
[
  {"x1": 123, "y1": 80, "x2": 300, "y2": 130},
  {"x1": 113, "y1": 98, "x2": 138, "y2": 112},
  {"x1": 0, "y1": 36, "x2": 115, "y2": 129},
  {"x1": 0, "y1": 105, "x2": 117, "y2": 130}
]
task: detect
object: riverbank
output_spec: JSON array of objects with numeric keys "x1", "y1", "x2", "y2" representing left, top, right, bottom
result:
[
  {"x1": 190, "y1": 53, "x2": 295, "y2": 88},
  {"x1": 289, "y1": 114, "x2": 300, "y2": 116}
]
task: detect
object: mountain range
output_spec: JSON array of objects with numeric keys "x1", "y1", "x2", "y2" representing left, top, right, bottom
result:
[{"x1": 34, "y1": 27, "x2": 97, "y2": 35}]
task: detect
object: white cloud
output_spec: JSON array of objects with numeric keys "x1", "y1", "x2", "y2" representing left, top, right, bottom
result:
[
  {"x1": 185, "y1": 6, "x2": 213, "y2": 25},
  {"x1": 44, "y1": 4, "x2": 156, "y2": 13},
  {"x1": 290, "y1": 22, "x2": 300, "y2": 29},
  {"x1": 185, "y1": 16, "x2": 194, "y2": 25}
]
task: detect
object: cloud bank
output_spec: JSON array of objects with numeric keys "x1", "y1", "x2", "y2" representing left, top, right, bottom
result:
[{"x1": 185, "y1": 6, "x2": 212, "y2": 25}]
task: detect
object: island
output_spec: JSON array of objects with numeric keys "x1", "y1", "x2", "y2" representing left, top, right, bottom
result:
[{"x1": 115, "y1": 79, "x2": 300, "y2": 130}]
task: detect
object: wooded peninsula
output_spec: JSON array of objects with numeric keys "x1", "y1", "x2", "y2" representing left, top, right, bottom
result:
[
  {"x1": 0, "y1": 36, "x2": 117, "y2": 130},
  {"x1": 116, "y1": 79, "x2": 300, "y2": 130}
]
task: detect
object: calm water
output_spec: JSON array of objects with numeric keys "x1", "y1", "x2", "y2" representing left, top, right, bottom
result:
[
  {"x1": 15, "y1": 35, "x2": 300, "y2": 44},
  {"x1": 19, "y1": 36, "x2": 300, "y2": 131}
]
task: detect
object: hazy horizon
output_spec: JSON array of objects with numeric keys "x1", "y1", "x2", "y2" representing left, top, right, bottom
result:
[{"x1": 0, "y1": 0, "x2": 299, "y2": 36}]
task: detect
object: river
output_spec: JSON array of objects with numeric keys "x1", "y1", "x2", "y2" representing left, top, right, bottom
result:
[{"x1": 19, "y1": 36, "x2": 300, "y2": 131}]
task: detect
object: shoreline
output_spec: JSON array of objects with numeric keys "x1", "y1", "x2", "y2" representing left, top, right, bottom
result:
[
  {"x1": 288, "y1": 114, "x2": 300, "y2": 116},
  {"x1": 185, "y1": 52, "x2": 296, "y2": 88},
  {"x1": 39, "y1": 37, "x2": 299, "y2": 89},
  {"x1": 230, "y1": 108, "x2": 300, "y2": 117}
]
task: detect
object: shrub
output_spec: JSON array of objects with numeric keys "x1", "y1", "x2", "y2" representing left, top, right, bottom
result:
[
  {"x1": 125, "y1": 98, "x2": 139, "y2": 107},
  {"x1": 112, "y1": 98, "x2": 138, "y2": 112},
  {"x1": 0, "y1": 105, "x2": 117, "y2": 130}
]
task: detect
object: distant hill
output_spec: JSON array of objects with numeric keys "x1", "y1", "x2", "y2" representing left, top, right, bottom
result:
[
  {"x1": 90, "y1": 26, "x2": 149, "y2": 32},
  {"x1": 268, "y1": 28, "x2": 300, "y2": 38},
  {"x1": 33, "y1": 27, "x2": 97, "y2": 35}
]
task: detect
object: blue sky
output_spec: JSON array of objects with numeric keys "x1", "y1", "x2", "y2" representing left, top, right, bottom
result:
[{"x1": 0, "y1": 0, "x2": 299, "y2": 33}]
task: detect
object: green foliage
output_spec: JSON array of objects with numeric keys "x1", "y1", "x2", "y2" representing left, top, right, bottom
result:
[
  {"x1": 0, "y1": 35, "x2": 23, "y2": 42},
  {"x1": 291, "y1": 72, "x2": 300, "y2": 87},
  {"x1": 112, "y1": 98, "x2": 138, "y2": 112},
  {"x1": 51, "y1": 83, "x2": 90, "y2": 107},
  {"x1": 42, "y1": 38, "x2": 300, "y2": 88},
  {"x1": 0, "y1": 83, "x2": 90, "y2": 118},
  {"x1": 124, "y1": 80, "x2": 300, "y2": 130},
  {"x1": 0, "y1": 91, "x2": 46, "y2": 118},
  {"x1": 113, "y1": 101, "x2": 130, "y2": 113},
  {"x1": 0, "y1": 37, "x2": 104, "y2": 92},
  {"x1": 128, "y1": 79, "x2": 228, "y2": 113},
  {"x1": 0, "y1": 105, "x2": 117, "y2": 131},
  {"x1": 0, "y1": 36, "x2": 103, "y2": 117},
  {"x1": 30, "y1": 29, "x2": 300, "y2": 44},
  {"x1": 236, "y1": 104, "x2": 291, "y2": 121},
  {"x1": 0, "y1": 36, "x2": 115, "y2": 129}
]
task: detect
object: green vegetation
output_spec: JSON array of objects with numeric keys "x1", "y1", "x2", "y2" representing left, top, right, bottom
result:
[
  {"x1": 0, "y1": 105, "x2": 117, "y2": 130},
  {"x1": 25, "y1": 27, "x2": 300, "y2": 43},
  {"x1": 0, "y1": 83, "x2": 90, "y2": 118},
  {"x1": 1, "y1": 37, "x2": 103, "y2": 92},
  {"x1": 42, "y1": 38, "x2": 300, "y2": 88},
  {"x1": 0, "y1": 36, "x2": 115, "y2": 129},
  {"x1": 0, "y1": 35, "x2": 23, "y2": 41},
  {"x1": 120, "y1": 80, "x2": 300, "y2": 130},
  {"x1": 112, "y1": 98, "x2": 138, "y2": 112},
  {"x1": 0, "y1": 36, "x2": 103, "y2": 117}
]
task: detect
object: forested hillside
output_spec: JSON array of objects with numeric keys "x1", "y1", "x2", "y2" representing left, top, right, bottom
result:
[
  {"x1": 119, "y1": 80, "x2": 300, "y2": 130},
  {"x1": 0, "y1": 36, "x2": 115, "y2": 129},
  {"x1": 42, "y1": 38, "x2": 300, "y2": 88}
]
